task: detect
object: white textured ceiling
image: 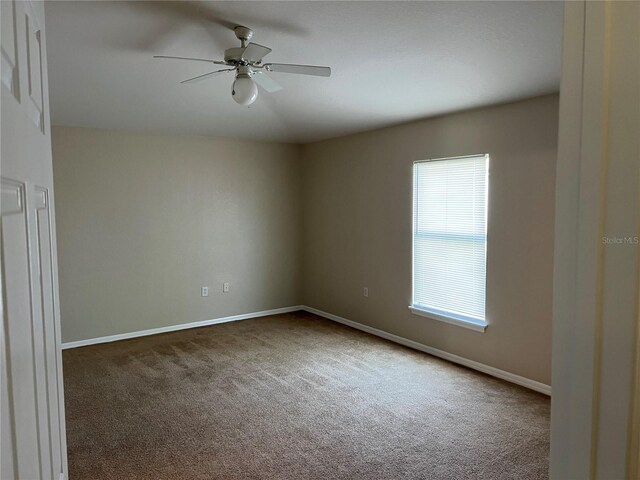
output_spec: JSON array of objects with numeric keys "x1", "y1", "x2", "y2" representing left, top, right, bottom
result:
[{"x1": 45, "y1": 1, "x2": 563, "y2": 143}]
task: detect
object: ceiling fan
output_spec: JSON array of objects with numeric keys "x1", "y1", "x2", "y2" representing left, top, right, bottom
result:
[{"x1": 154, "y1": 25, "x2": 331, "y2": 105}]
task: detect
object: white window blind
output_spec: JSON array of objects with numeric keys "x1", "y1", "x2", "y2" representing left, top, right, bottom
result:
[{"x1": 412, "y1": 154, "x2": 489, "y2": 327}]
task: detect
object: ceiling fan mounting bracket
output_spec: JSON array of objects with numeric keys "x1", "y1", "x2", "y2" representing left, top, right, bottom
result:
[{"x1": 234, "y1": 26, "x2": 253, "y2": 45}]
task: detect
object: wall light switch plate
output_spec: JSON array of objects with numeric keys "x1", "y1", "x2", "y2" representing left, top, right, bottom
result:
[
  {"x1": 223, "y1": 282, "x2": 230, "y2": 293},
  {"x1": 364, "y1": 287, "x2": 369, "y2": 297},
  {"x1": 201, "y1": 286, "x2": 209, "y2": 297}
]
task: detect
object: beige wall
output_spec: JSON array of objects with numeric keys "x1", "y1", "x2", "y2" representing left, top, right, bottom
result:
[
  {"x1": 52, "y1": 127, "x2": 301, "y2": 343},
  {"x1": 300, "y1": 95, "x2": 558, "y2": 385},
  {"x1": 53, "y1": 95, "x2": 558, "y2": 385}
]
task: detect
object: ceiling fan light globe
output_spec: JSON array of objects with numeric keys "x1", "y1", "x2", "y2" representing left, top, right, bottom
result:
[{"x1": 232, "y1": 76, "x2": 258, "y2": 105}]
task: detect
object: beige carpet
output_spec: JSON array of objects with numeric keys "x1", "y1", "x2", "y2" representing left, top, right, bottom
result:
[{"x1": 63, "y1": 311, "x2": 549, "y2": 479}]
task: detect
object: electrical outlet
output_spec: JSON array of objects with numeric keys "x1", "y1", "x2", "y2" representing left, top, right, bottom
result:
[
  {"x1": 363, "y1": 287, "x2": 369, "y2": 297},
  {"x1": 223, "y1": 282, "x2": 230, "y2": 293},
  {"x1": 201, "y1": 286, "x2": 209, "y2": 297}
]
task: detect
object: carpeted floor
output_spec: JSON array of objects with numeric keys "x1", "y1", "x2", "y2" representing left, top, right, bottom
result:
[{"x1": 63, "y1": 311, "x2": 550, "y2": 480}]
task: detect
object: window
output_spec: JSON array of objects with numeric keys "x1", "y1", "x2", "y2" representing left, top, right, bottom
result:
[{"x1": 410, "y1": 154, "x2": 489, "y2": 332}]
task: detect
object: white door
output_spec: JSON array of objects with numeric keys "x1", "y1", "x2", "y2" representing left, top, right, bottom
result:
[{"x1": 1, "y1": 1, "x2": 68, "y2": 479}]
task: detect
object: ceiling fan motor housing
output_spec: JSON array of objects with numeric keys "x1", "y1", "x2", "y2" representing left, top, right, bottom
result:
[{"x1": 224, "y1": 47, "x2": 247, "y2": 64}]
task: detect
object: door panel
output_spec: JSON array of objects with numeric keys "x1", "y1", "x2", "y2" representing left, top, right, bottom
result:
[
  {"x1": 1, "y1": 338, "x2": 17, "y2": 480},
  {"x1": 1, "y1": 1, "x2": 68, "y2": 479},
  {"x1": 1, "y1": 179, "x2": 42, "y2": 480},
  {"x1": 1, "y1": 0, "x2": 20, "y2": 99},
  {"x1": 24, "y1": 1, "x2": 44, "y2": 131}
]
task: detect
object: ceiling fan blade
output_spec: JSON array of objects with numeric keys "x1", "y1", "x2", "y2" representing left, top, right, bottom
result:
[
  {"x1": 241, "y1": 43, "x2": 272, "y2": 63},
  {"x1": 252, "y1": 71, "x2": 283, "y2": 93},
  {"x1": 180, "y1": 68, "x2": 234, "y2": 84},
  {"x1": 263, "y1": 63, "x2": 331, "y2": 77},
  {"x1": 154, "y1": 55, "x2": 227, "y2": 65}
]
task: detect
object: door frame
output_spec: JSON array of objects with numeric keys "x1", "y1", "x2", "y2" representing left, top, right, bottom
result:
[{"x1": 550, "y1": 1, "x2": 640, "y2": 478}]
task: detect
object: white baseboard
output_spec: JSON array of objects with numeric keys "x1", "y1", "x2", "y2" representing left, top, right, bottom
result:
[
  {"x1": 61, "y1": 303, "x2": 551, "y2": 396},
  {"x1": 61, "y1": 306, "x2": 304, "y2": 349},
  {"x1": 302, "y1": 306, "x2": 552, "y2": 396}
]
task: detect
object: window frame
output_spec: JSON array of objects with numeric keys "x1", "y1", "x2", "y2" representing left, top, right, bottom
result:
[{"x1": 409, "y1": 153, "x2": 490, "y2": 333}]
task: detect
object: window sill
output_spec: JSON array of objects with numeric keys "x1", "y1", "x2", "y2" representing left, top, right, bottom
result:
[{"x1": 408, "y1": 306, "x2": 488, "y2": 333}]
